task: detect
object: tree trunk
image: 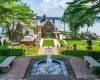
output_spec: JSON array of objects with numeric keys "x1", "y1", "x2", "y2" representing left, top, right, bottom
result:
[
  {"x1": 86, "y1": 27, "x2": 89, "y2": 33},
  {"x1": 74, "y1": 29, "x2": 77, "y2": 38},
  {"x1": 64, "y1": 22, "x2": 65, "y2": 34},
  {"x1": 7, "y1": 27, "x2": 11, "y2": 40}
]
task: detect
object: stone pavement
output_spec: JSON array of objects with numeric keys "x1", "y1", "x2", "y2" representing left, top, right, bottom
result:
[
  {"x1": 68, "y1": 57, "x2": 100, "y2": 80},
  {"x1": 0, "y1": 57, "x2": 32, "y2": 80},
  {"x1": 28, "y1": 75, "x2": 73, "y2": 80},
  {"x1": 38, "y1": 46, "x2": 58, "y2": 55}
]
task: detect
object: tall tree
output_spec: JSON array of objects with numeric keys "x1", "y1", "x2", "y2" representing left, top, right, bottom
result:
[
  {"x1": 62, "y1": 0, "x2": 97, "y2": 38},
  {"x1": 0, "y1": 0, "x2": 36, "y2": 40}
]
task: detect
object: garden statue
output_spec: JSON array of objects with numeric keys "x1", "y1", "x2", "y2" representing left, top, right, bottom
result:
[{"x1": 86, "y1": 38, "x2": 92, "y2": 50}]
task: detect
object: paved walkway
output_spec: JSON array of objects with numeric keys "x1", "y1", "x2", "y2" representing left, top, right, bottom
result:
[
  {"x1": 68, "y1": 57, "x2": 99, "y2": 80},
  {"x1": 0, "y1": 57, "x2": 32, "y2": 80},
  {"x1": 38, "y1": 46, "x2": 58, "y2": 55}
]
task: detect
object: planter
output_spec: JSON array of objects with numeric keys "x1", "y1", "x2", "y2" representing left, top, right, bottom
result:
[{"x1": 86, "y1": 46, "x2": 92, "y2": 50}]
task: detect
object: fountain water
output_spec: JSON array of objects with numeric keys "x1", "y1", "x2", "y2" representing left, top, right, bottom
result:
[
  {"x1": 46, "y1": 52, "x2": 52, "y2": 67},
  {"x1": 46, "y1": 47, "x2": 52, "y2": 67},
  {"x1": 31, "y1": 46, "x2": 68, "y2": 76}
]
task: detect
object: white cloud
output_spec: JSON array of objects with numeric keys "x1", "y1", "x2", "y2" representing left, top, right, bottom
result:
[{"x1": 38, "y1": 0, "x2": 68, "y2": 12}]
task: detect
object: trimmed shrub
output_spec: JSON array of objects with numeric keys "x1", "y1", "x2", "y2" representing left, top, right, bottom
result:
[
  {"x1": 61, "y1": 50, "x2": 100, "y2": 60},
  {"x1": 0, "y1": 48, "x2": 24, "y2": 56},
  {"x1": 92, "y1": 67, "x2": 100, "y2": 74},
  {"x1": 0, "y1": 40, "x2": 2, "y2": 46}
]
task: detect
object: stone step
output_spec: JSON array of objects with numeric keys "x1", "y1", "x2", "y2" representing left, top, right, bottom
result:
[
  {"x1": 38, "y1": 47, "x2": 58, "y2": 55},
  {"x1": 27, "y1": 75, "x2": 73, "y2": 80}
]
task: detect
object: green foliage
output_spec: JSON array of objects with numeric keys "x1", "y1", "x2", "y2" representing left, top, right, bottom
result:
[
  {"x1": 0, "y1": 56, "x2": 6, "y2": 63},
  {"x1": 61, "y1": 50, "x2": 100, "y2": 60},
  {"x1": 3, "y1": 39, "x2": 8, "y2": 48},
  {"x1": 87, "y1": 39, "x2": 92, "y2": 47},
  {"x1": 92, "y1": 67, "x2": 100, "y2": 75},
  {"x1": 0, "y1": 48, "x2": 24, "y2": 56},
  {"x1": 3, "y1": 39, "x2": 6, "y2": 45},
  {"x1": 43, "y1": 40, "x2": 54, "y2": 46},
  {"x1": 0, "y1": 40, "x2": 2, "y2": 46},
  {"x1": 66, "y1": 40, "x2": 87, "y2": 45},
  {"x1": 59, "y1": 40, "x2": 65, "y2": 46},
  {"x1": 0, "y1": 0, "x2": 36, "y2": 40},
  {"x1": 7, "y1": 39, "x2": 11, "y2": 44},
  {"x1": 62, "y1": 0, "x2": 97, "y2": 37}
]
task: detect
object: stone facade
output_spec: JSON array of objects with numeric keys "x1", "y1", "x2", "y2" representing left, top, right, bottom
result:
[{"x1": 41, "y1": 20, "x2": 55, "y2": 38}]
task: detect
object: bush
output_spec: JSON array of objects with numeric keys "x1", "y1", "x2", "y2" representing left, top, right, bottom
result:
[
  {"x1": 61, "y1": 50, "x2": 100, "y2": 60},
  {"x1": 92, "y1": 67, "x2": 100, "y2": 74},
  {"x1": 0, "y1": 48, "x2": 24, "y2": 56},
  {"x1": 0, "y1": 56, "x2": 6, "y2": 63},
  {"x1": 0, "y1": 40, "x2": 2, "y2": 46},
  {"x1": 7, "y1": 40, "x2": 11, "y2": 44}
]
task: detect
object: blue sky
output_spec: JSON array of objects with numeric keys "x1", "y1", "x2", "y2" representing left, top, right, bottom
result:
[
  {"x1": 21, "y1": 0, "x2": 100, "y2": 35},
  {"x1": 22, "y1": 0, "x2": 72, "y2": 17}
]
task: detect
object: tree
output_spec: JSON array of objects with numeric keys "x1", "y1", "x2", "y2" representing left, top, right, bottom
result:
[
  {"x1": 0, "y1": 0, "x2": 36, "y2": 40},
  {"x1": 62, "y1": 0, "x2": 97, "y2": 38}
]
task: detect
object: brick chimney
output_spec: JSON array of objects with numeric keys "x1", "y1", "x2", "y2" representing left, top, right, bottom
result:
[
  {"x1": 43, "y1": 14, "x2": 46, "y2": 21},
  {"x1": 53, "y1": 18, "x2": 55, "y2": 26}
]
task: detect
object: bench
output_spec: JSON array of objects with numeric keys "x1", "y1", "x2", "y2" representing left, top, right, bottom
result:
[
  {"x1": 84, "y1": 56, "x2": 100, "y2": 68},
  {"x1": 0, "y1": 56, "x2": 16, "y2": 73}
]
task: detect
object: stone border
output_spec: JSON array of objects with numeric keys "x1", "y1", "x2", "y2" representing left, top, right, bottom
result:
[{"x1": 31, "y1": 59, "x2": 68, "y2": 77}]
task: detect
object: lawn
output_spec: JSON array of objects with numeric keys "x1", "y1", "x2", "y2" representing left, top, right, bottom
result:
[
  {"x1": 59, "y1": 40, "x2": 65, "y2": 45},
  {"x1": 0, "y1": 56, "x2": 6, "y2": 63},
  {"x1": 66, "y1": 40, "x2": 87, "y2": 45},
  {"x1": 13, "y1": 45, "x2": 39, "y2": 56},
  {"x1": 43, "y1": 40, "x2": 54, "y2": 46},
  {"x1": 92, "y1": 40, "x2": 100, "y2": 45},
  {"x1": 58, "y1": 40, "x2": 100, "y2": 51},
  {"x1": 66, "y1": 40, "x2": 100, "y2": 45}
]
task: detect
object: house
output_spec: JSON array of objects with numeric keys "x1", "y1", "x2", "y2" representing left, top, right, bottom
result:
[
  {"x1": 20, "y1": 35, "x2": 37, "y2": 46},
  {"x1": 36, "y1": 14, "x2": 60, "y2": 39}
]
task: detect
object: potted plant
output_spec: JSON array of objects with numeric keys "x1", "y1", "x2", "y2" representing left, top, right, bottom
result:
[
  {"x1": 86, "y1": 39, "x2": 92, "y2": 50},
  {"x1": 73, "y1": 44, "x2": 77, "y2": 50}
]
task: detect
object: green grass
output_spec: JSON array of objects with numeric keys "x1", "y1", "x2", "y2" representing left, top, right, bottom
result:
[
  {"x1": 25, "y1": 46, "x2": 39, "y2": 56},
  {"x1": 66, "y1": 40, "x2": 87, "y2": 45},
  {"x1": 0, "y1": 56, "x2": 6, "y2": 63},
  {"x1": 59, "y1": 40, "x2": 65, "y2": 45},
  {"x1": 66, "y1": 40, "x2": 100, "y2": 45},
  {"x1": 13, "y1": 45, "x2": 39, "y2": 56},
  {"x1": 43, "y1": 40, "x2": 54, "y2": 46},
  {"x1": 92, "y1": 40, "x2": 100, "y2": 45}
]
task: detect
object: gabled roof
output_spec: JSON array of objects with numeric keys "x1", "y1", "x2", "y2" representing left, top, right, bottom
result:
[
  {"x1": 21, "y1": 36, "x2": 34, "y2": 42},
  {"x1": 40, "y1": 20, "x2": 54, "y2": 27}
]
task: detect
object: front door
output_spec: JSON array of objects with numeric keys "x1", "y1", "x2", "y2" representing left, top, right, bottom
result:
[
  {"x1": 46, "y1": 32, "x2": 51, "y2": 38},
  {"x1": 46, "y1": 26, "x2": 52, "y2": 38}
]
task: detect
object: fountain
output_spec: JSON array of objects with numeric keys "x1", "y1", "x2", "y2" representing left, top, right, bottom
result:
[{"x1": 31, "y1": 46, "x2": 68, "y2": 77}]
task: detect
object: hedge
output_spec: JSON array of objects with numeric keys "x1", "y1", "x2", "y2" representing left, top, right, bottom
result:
[
  {"x1": 0, "y1": 48, "x2": 24, "y2": 56},
  {"x1": 61, "y1": 50, "x2": 100, "y2": 60}
]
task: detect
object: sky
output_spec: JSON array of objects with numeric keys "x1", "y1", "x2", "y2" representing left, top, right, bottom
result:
[
  {"x1": 21, "y1": 0, "x2": 100, "y2": 35},
  {"x1": 22, "y1": 0, "x2": 72, "y2": 17}
]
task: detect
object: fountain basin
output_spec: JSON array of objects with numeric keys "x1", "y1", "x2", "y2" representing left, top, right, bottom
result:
[{"x1": 31, "y1": 59, "x2": 68, "y2": 77}]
